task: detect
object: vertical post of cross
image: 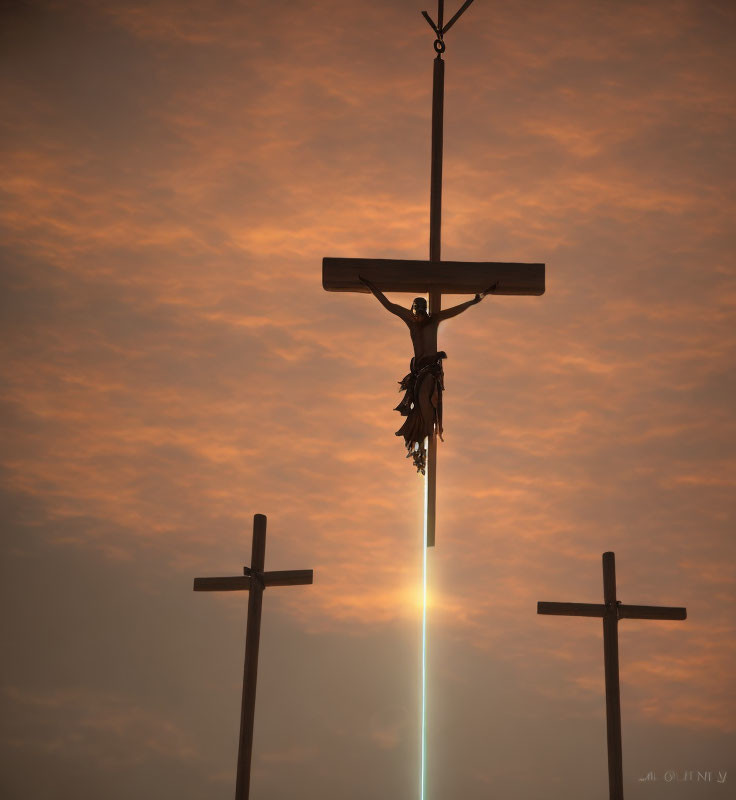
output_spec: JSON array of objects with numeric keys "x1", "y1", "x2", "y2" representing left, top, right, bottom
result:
[
  {"x1": 429, "y1": 52, "x2": 444, "y2": 268},
  {"x1": 235, "y1": 513, "x2": 266, "y2": 800},
  {"x1": 602, "y1": 552, "x2": 624, "y2": 800},
  {"x1": 537, "y1": 551, "x2": 686, "y2": 800},
  {"x1": 194, "y1": 514, "x2": 313, "y2": 800},
  {"x1": 426, "y1": 33, "x2": 445, "y2": 548}
]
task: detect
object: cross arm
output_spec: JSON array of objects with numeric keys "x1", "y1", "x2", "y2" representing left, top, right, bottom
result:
[
  {"x1": 537, "y1": 601, "x2": 605, "y2": 617},
  {"x1": 193, "y1": 576, "x2": 252, "y2": 592},
  {"x1": 618, "y1": 604, "x2": 687, "y2": 621},
  {"x1": 323, "y1": 258, "x2": 545, "y2": 295},
  {"x1": 537, "y1": 601, "x2": 687, "y2": 620},
  {"x1": 262, "y1": 569, "x2": 314, "y2": 587}
]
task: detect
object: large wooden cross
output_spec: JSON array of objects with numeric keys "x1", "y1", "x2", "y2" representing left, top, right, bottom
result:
[
  {"x1": 193, "y1": 513, "x2": 313, "y2": 800},
  {"x1": 537, "y1": 551, "x2": 687, "y2": 800},
  {"x1": 322, "y1": 0, "x2": 545, "y2": 546}
]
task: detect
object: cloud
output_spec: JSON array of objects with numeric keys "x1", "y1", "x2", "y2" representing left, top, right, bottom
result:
[
  {"x1": 1, "y1": 4, "x2": 734, "y2": 791},
  {"x1": 2, "y1": 686, "x2": 198, "y2": 765}
]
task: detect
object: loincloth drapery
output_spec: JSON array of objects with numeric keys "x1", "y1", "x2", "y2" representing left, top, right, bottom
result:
[{"x1": 394, "y1": 351, "x2": 446, "y2": 474}]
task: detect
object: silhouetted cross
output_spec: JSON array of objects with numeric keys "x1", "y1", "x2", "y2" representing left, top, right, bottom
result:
[
  {"x1": 537, "y1": 552, "x2": 687, "y2": 800},
  {"x1": 194, "y1": 514, "x2": 313, "y2": 800},
  {"x1": 323, "y1": 0, "x2": 545, "y2": 545}
]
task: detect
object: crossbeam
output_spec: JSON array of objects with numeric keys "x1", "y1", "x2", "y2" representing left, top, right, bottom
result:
[
  {"x1": 537, "y1": 552, "x2": 686, "y2": 800},
  {"x1": 619, "y1": 604, "x2": 687, "y2": 620},
  {"x1": 193, "y1": 514, "x2": 314, "y2": 800},
  {"x1": 194, "y1": 576, "x2": 252, "y2": 592},
  {"x1": 323, "y1": 257, "x2": 544, "y2": 295},
  {"x1": 537, "y1": 602, "x2": 686, "y2": 620},
  {"x1": 537, "y1": 601, "x2": 605, "y2": 617},
  {"x1": 193, "y1": 569, "x2": 314, "y2": 592},
  {"x1": 260, "y1": 569, "x2": 314, "y2": 587}
]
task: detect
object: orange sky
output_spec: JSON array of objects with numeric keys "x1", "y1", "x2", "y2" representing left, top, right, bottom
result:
[{"x1": 2, "y1": 1, "x2": 735, "y2": 798}]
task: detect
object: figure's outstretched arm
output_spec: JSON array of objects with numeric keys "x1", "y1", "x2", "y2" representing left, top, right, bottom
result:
[
  {"x1": 434, "y1": 283, "x2": 498, "y2": 321},
  {"x1": 359, "y1": 276, "x2": 412, "y2": 322}
]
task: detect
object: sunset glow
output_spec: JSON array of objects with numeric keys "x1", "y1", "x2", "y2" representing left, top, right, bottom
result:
[{"x1": 2, "y1": 1, "x2": 734, "y2": 798}]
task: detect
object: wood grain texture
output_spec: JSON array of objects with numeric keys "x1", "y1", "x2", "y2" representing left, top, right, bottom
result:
[{"x1": 322, "y1": 258, "x2": 545, "y2": 295}]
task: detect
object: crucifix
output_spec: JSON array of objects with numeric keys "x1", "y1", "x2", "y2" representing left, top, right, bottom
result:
[
  {"x1": 322, "y1": 0, "x2": 545, "y2": 546},
  {"x1": 193, "y1": 513, "x2": 314, "y2": 800},
  {"x1": 537, "y1": 551, "x2": 687, "y2": 800}
]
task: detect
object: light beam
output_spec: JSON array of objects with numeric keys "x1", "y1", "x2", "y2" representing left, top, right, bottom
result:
[{"x1": 421, "y1": 439, "x2": 429, "y2": 800}]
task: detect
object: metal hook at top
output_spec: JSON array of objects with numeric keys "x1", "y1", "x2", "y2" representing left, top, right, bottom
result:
[
  {"x1": 421, "y1": 9, "x2": 445, "y2": 56},
  {"x1": 422, "y1": 0, "x2": 476, "y2": 49}
]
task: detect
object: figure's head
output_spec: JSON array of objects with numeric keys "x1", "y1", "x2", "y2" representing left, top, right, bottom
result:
[{"x1": 411, "y1": 297, "x2": 428, "y2": 316}]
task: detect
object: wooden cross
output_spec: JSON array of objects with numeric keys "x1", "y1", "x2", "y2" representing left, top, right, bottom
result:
[
  {"x1": 322, "y1": 0, "x2": 545, "y2": 546},
  {"x1": 537, "y1": 551, "x2": 687, "y2": 800},
  {"x1": 193, "y1": 513, "x2": 314, "y2": 800}
]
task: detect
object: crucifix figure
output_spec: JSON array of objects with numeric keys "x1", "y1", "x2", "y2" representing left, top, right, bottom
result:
[
  {"x1": 360, "y1": 275, "x2": 498, "y2": 474},
  {"x1": 537, "y1": 551, "x2": 687, "y2": 800},
  {"x1": 193, "y1": 514, "x2": 314, "y2": 800},
  {"x1": 322, "y1": 0, "x2": 545, "y2": 545}
]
